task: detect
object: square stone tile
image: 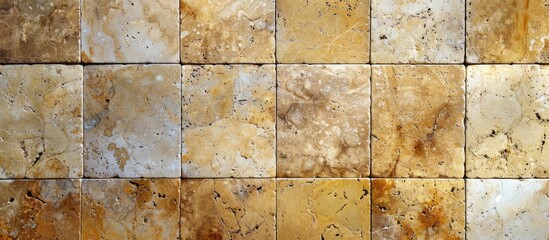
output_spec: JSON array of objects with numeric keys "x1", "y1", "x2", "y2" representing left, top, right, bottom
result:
[
  {"x1": 276, "y1": 0, "x2": 370, "y2": 63},
  {"x1": 81, "y1": 0, "x2": 179, "y2": 63},
  {"x1": 180, "y1": 0, "x2": 275, "y2": 63},
  {"x1": 277, "y1": 179, "x2": 370, "y2": 239},
  {"x1": 82, "y1": 179, "x2": 180, "y2": 239},
  {"x1": 371, "y1": 0, "x2": 465, "y2": 63},
  {"x1": 181, "y1": 65, "x2": 275, "y2": 177},
  {"x1": 0, "y1": 180, "x2": 81, "y2": 239},
  {"x1": 371, "y1": 65, "x2": 465, "y2": 178},
  {"x1": 372, "y1": 179, "x2": 465, "y2": 240},
  {"x1": 181, "y1": 179, "x2": 276, "y2": 240},
  {"x1": 277, "y1": 65, "x2": 370, "y2": 177},
  {"x1": 0, "y1": 0, "x2": 80, "y2": 63},
  {"x1": 466, "y1": 65, "x2": 549, "y2": 178},
  {"x1": 466, "y1": 0, "x2": 549, "y2": 63},
  {"x1": 83, "y1": 65, "x2": 181, "y2": 178},
  {"x1": 0, "y1": 65, "x2": 83, "y2": 178}
]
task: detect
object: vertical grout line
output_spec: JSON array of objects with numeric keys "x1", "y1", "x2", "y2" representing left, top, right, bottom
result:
[
  {"x1": 369, "y1": 64, "x2": 373, "y2": 240},
  {"x1": 369, "y1": 0, "x2": 372, "y2": 65},
  {"x1": 274, "y1": 1, "x2": 278, "y2": 239},
  {"x1": 463, "y1": 1, "x2": 468, "y2": 238}
]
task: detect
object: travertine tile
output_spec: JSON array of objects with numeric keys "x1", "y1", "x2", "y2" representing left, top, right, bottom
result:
[
  {"x1": 277, "y1": 65, "x2": 370, "y2": 177},
  {"x1": 84, "y1": 65, "x2": 181, "y2": 178},
  {"x1": 276, "y1": 0, "x2": 370, "y2": 63},
  {"x1": 182, "y1": 65, "x2": 275, "y2": 177},
  {"x1": 372, "y1": 179, "x2": 465, "y2": 240},
  {"x1": 0, "y1": 180, "x2": 81, "y2": 239},
  {"x1": 277, "y1": 179, "x2": 370, "y2": 240},
  {"x1": 82, "y1": 179, "x2": 180, "y2": 239},
  {"x1": 466, "y1": 0, "x2": 549, "y2": 63},
  {"x1": 0, "y1": 0, "x2": 80, "y2": 63},
  {"x1": 371, "y1": 0, "x2": 465, "y2": 63},
  {"x1": 0, "y1": 65, "x2": 83, "y2": 178},
  {"x1": 371, "y1": 65, "x2": 465, "y2": 178},
  {"x1": 466, "y1": 65, "x2": 549, "y2": 178},
  {"x1": 181, "y1": 179, "x2": 276, "y2": 240},
  {"x1": 180, "y1": 0, "x2": 275, "y2": 63},
  {"x1": 81, "y1": 0, "x2": 179, "y2": 63},
  {"x1": 467, "y1": 179, "x2": 549, "y2": 240}
]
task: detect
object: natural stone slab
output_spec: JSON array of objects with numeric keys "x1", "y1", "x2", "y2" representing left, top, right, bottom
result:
[
  {"x1": 466, "y1": 65, "x2": 549, "y2": 178},
  {"x1": 82, "y1": 179, "x2": 180, "y2": 239},
  {"x1": 81, "y1": 0, "x2": 179, "y2": 63},
  {"x1": 0, "y1": 65, "x2": 83, "y2": 178},
  {"x1": 181, "y1": 179, "x2": 276, "y2": 240},
  {"x1": 371, "y1": 65, "x2": 465, "y2": 178},
  {"x1": 0, "y1": 0, "x2": 80, "y2": 63},
  {"x1": 84, "y1": 65, "x2": 181, "y2": 178},
  {"x1": 372, "y1": 179, "x2": 465, "y2": 240},
  {"x1": 276, "y1": 0, "x2": 370, "y2": 63},
  {"x1": 277, "y1": 65, "x2": 370, "y2": 177},
  {"x1": 0, "y1": 180, "x2": 81, "y2": 239},
  {"x1": 180, "y1": 0, "x2": 275, "y2": 63},
  {"x1": 467, "y1": 179, "x2": 549, "y2": 239},
  {"x1": 466, "y1": 0, "x2": 549, "y2": 63},
  {"x1": 277, "y1": 179, "x2": 370, "y2": 239},
  {"x1": 371, "y1": 0, "x2": 465, "y2": 63},
  {"x1": 182, "y1": 65, "x2": 275, "y2": 177}
]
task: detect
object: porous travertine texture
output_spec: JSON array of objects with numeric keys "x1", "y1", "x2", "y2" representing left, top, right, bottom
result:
[{"x1": 0, "y1": 65, "x2": 83, "y2": 178}]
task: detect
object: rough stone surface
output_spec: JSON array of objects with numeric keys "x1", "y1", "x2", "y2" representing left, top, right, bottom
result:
[
  {"x1": 0, "y1": 0, "x2": 80, "y2": 63},
  {"x1": 466, "y1": 0, "x2": 549, "y2": 63},
  {"x1": 466, "y1": 179, "x2": 549, "y2": 240},
  {"x1": 82, "y1": 179, "x2": 180, "y2": 239},
  {"x1": 466, "y1": 65, "x2": 549, "y2": 178},
  {"x1": 84, "y1": 65, "x2": 181, "y2": 178},
  {"x1": 182, "y1": 65, "x2": 275, "y2": 178},
  {"x1": 371, "y1": 65, "x2": 465, "y2": 178},
  {"x1": 0, "y1": 65, "x2": 83, "y2": 178},
  {"x1": 180, "y1": 0, "x2": 275, "y2": 63},
  {"x1": 372, "y1": 179, "x2": 465, "y2": 240},
  {"x1": 276, "y1": 0, "x2": 370, "y2": 63},
  {"x1": 277, "y1": 65, "x2": 371, "y2": 177},
  {"x1": 0, "y1": 180, "x2": 81, "y2": 239},
  {"x1": 371, "y1": 0, "x2": 465, "y2": 63},
  {"x1": 181, "y1": 179, "x2": 276, "y2": 240},
  {"x1": 277, "y1": 179, "x2": 370, "y2": 240},
  {"x1": 81, "y1": 0, "x2": 179, "y2": 63}
]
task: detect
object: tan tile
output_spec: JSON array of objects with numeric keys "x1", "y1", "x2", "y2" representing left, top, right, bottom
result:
[
  {"x1": 0, "y1": 65, "x2": 83, "y2": 178},
  {"x1": 466, "y1": 65, "x2": 549, "y2": 178},
  {"x1": 82, "y1": 179, "x2": 180, "y2": 239},
  {"x1": 0, "y1": 180, "x2": 81, "y2": 239},
  {"x1": 0, "y1": 0, "x2": 80, "y2": 63},
  {"x1": 371, "y1": 0, "x2": 465, "y2": 63},
  {"x1": 277, "y1": 179, "x2": 370, "y2": 240},
  {"x1": 466, "y1": 0, "x2": 549, "y2": 63},
  {"x1": 276, "y1": 0, "x2": 370, "y2": 63},
  {"x1": 371, "y1": 65, "x2": 465, "y2": 178},
  {"x1": 180, "y1": 0, "x2": 275, "y2": 63},
  {"x1": 83, "y1": 65, "x2": 181, "y2": 178},
  {"x1": 181, "y1": 179, "x2": 276, "y2": 240},
  {"x1": 277, "y1": 65, "x2": 370, "y2": 177},
  {"x1": 81, "y1": 0, "x2": 179, "y2": 63},
  {"x1": 182, "y1": 65, "x2": 275, "y2": 177},
  {"x1": 372, "y1": 179, "x2": 465, "y2": 240}
]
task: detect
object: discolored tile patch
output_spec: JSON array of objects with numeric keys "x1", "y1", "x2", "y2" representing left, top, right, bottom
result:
[
  {"x1": 277, "y1": 65, "x2": 371, "y2": 177},
  {"x1": 180, "y1": 0, "x2": 275, "y2": 63},
  {"x1": 0, "y1": 65, "x2": 83, "y2": 178},
  {"x1": 466, "y1": 65, "x2": 549, "y2": 178},
  {"x1": 181, "y1": 65, "x2": 275, "y2": 178},
  {"x1": 82, "y1": 179, "x2": 180, "y2": 240},
  {"x1": 181, "y1": 179, "x2": 276, "y2": 240},
  {"x1": 277, "y1": 179, "x2": 370, "y2": 240},
  {"x1": 372, "y1": 179, "x2": 465, "y2": 240},
  {"x1": 0, "y1": 180, "x2": 81, "y2": 239},
  {"x1": 83, "y1": 65, "x2": 181, "y2": 178}
]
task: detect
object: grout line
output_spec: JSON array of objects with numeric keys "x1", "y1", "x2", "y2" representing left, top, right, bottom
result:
[{"x1": 1, "y1": 62, "x2": 548, "y2": 66}]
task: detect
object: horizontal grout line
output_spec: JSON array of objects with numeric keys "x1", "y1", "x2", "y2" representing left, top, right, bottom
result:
[
  {"x1": 1, "y1": 63, "x2": 548, "y2": 66},
  {"x1": 2, "y1": 177, "x2": 549, "y2": 180}
]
